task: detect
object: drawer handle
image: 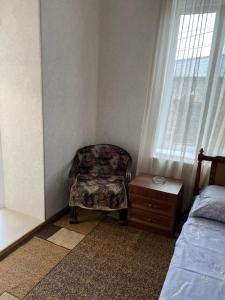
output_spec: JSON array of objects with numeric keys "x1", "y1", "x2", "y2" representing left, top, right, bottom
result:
[{"x1": 148, "y1": 203, "x2": 155, "y2": 209}]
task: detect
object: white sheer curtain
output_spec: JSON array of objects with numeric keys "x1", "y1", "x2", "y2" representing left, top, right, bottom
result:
[{"x1": 137, "y1": 0, "x2": 225, "y2": 209}]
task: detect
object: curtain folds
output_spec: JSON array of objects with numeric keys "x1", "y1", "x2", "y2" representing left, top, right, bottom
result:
[{"x1": 137, "y1": 0, "x2": 225, "y2": 209}]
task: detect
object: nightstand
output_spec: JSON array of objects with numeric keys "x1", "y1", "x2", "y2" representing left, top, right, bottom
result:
[{"x1": 128, "y1": 174, "x2": 184, "y2": 237}]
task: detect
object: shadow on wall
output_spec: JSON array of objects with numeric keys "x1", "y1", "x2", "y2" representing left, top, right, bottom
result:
[{"x1": 44, "y1": 161, "x2": 73, "y2": 219}]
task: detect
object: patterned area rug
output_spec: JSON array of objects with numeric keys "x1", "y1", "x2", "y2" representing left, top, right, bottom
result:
[
  {"x1": 24, "y1": 218, "x2": 175, "y2": 300},
  {"x1": 0, "y1": 238, "x2": 69, "y2": 298}
]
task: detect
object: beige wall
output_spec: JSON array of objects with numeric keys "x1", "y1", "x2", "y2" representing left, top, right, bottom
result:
[
  {"x1": 96, "y1": 0, "x2": 161, "y2": 171},
  {"x1": 40, "y1": 0, "x2": 100, "y2": 218},
  {"x1": 0, "y1": 0, "x2": 45, "y2": 220}
]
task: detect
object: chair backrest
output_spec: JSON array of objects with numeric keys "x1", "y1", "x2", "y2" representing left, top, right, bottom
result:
[{"x1": 69, "y1": 144, "x2": 131, "y2": 178}]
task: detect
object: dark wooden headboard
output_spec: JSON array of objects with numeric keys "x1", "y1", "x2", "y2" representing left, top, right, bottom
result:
[{"x1": 193, "y1": 148, "x2": 225, "y2": 195}]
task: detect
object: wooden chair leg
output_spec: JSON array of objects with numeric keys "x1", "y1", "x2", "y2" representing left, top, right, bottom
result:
[
  {"x1": 69, "y1": 207, "x2": 79, "y2": 224},
  {"x1": 119, "y1": 208, "x2": 128, "y2": 226}
]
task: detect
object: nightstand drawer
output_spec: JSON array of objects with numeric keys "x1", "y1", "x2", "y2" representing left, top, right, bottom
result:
[
  {"x1": 129, "y1": 185, "x2": 165, "y2": 201},
  {"x1": 129, "y1": 194, "x2": 176, "y2": 217},
  {"x1": 129, "y1": 208, "x2": 173, "y2": 230}
]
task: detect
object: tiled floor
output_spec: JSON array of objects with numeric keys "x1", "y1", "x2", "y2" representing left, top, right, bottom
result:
[
  {"x1": 0, "y1": 208, "x2": 103, "y2": 299},
  {"x1": 35, "y1": 223, "x2": 61, "y2": 240},
  {"x1": 0, "y1": 292, "x2": 19, "y2": 300},
  {"x1": 0, "y1": 208, "x2": 42, "y2": 252},
  {"x1": 48, "y1": 228, "x2": 85, "y2": 249}
]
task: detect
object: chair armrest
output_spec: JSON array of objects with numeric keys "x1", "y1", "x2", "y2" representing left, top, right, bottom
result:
[{"x1": 125, "y1": 161, "x2": 132, "y2": 185}]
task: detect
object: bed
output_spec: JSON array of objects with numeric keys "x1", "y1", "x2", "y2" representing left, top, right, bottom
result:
[{"x1": 159, "y1": 149, "x2": 225, "y2": 300}]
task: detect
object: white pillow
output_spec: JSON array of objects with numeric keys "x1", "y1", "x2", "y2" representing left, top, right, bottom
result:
[{"x1": 190, "y1": 185, "x2": 225, "y2": 223}]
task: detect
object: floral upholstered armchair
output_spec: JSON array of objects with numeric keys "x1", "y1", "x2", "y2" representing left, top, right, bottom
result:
[{"x1": 68, "y1": 144, "x2": 132, "y2": 225}]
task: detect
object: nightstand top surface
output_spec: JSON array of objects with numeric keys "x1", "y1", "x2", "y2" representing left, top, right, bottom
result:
[{"x1": 129, "y1": 174, "x2": 183, "y2": 195}]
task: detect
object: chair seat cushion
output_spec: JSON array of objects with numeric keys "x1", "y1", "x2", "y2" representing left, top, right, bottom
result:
[{"x1": 69, "y1": 175, "x2": 127, "y2": 210}]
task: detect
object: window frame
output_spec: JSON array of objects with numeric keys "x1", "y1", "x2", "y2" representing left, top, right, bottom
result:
[{"x1": 153, "y1": 5, "x2": 225, "y2": 163}]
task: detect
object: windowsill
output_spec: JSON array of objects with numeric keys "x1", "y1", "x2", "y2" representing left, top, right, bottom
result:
[
  {"x1": 0, "y1": 208, "x2": 42, "y2": 252},
  {"x1": 153, "y1": 149, "x2": 196, "y2": 165}
]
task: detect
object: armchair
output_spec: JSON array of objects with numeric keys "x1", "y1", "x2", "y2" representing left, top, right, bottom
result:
[{"x1": 69, "y1": 144, "x2": 132, "y2": 225}]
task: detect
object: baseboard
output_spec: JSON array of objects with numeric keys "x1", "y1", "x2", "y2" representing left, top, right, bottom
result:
[{"x1": 0, "y1": 206, "x2": 69, "y2": 261}]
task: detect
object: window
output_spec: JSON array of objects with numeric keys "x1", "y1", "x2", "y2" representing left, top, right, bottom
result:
[{"x1": 154, "y1": 8, "x2": 225, "y2": 162}]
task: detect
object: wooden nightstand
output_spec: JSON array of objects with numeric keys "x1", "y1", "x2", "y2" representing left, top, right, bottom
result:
[{"x1": 128, "y1": 174, "x2": 184, "y2": 237}]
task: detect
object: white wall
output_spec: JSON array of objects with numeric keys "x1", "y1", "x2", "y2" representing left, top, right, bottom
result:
[
  {"x1": 97, "y1": 0, "x2": 161, "y2": 171},
  {"x1": 0, "y1": 136, "x2": 4, "y2": 208},
  {"x1": 0, "y1": 0, "x2": 161, "y2": 219},
  {"x1": 0, "y1": 0, "x2": 45, "y2": 220},
  {"x1": 40, "y1": 0, "x2": 100, "y2": 218}
]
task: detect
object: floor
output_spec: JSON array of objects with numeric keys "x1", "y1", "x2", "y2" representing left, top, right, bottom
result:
[
  {"x1": 0, "y1": 209, "x2": 104, "y2": 299},
  {"x1": 0, "y1": 209, "x2": 175, "y2": 300},
  {"x1": 0, "y1": 208, "x2": 42, "y2": 252}
]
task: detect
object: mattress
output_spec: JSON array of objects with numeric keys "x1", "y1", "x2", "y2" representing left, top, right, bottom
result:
[{"x1": 159, "y1": 203, "x2": 225, "y2": 299}]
